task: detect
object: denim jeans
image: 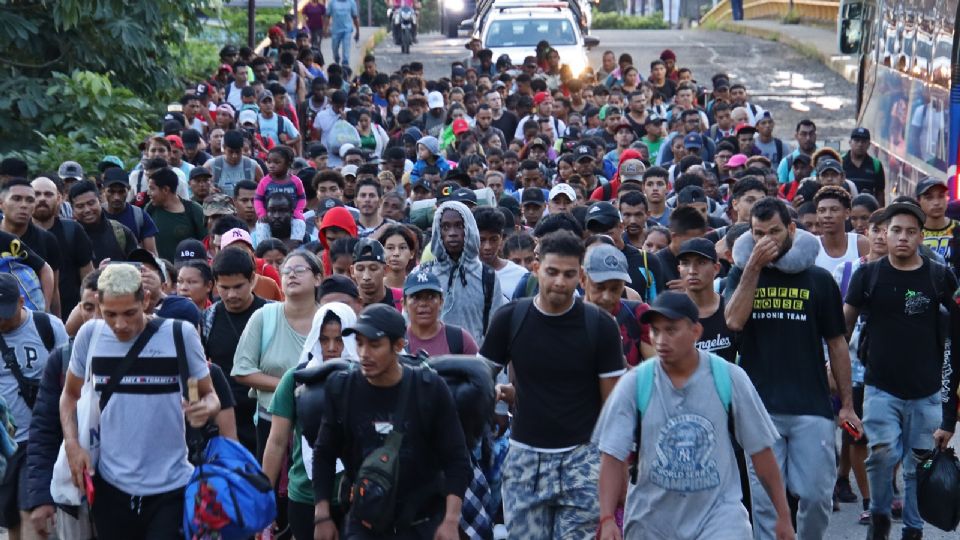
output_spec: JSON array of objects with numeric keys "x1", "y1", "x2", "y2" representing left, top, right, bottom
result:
[
  {"x1": 501, "y1": 443, "x2": 599, "y2": 540},
  {"x1": 331, "y1": 30, "x2": 352, "y2": 66},
  {"x1": 748, "y1": 414, "x2": 836, "y2": 540},
  {"x1": 863, "y1": 385, "x2": 941, "y2": 531}
]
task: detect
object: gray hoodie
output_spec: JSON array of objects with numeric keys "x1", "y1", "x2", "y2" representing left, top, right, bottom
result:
[
  {"x1": 732, "y1": 228, "x2": 820, "y2": 274},
  {"x1": 416, "y1": 201, "x2": 504, "y2": 345}
]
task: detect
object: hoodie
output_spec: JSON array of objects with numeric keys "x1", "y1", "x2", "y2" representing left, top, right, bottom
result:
[
  {"x1": 299, "y1": 302, "x2": 358, "y2": 366},
  {"x1": 415, "y1": 201, "x2": 504, "y2": 345},
  {"x1": 732, "y1": 228, "x2": 820, "y2": 274},
  {"x1": 318, "y1": 207, "x2": 359, "y2": 275},
  {"x1": 409, "y1": 136, "x2": 451, "y2": 182}
]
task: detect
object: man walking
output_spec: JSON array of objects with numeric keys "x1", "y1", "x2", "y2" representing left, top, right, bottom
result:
[{"x1": 326, "y1": 0, "x2": 360, "y2": 67}]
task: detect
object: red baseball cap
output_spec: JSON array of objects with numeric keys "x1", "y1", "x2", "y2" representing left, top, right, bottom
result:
[
  {"x1": 165, "y1": 135, "x2": 184, "y2": 150},
  {"x1": 533, "y1": 91, "x2": 551, "y2": 106},
  {"x1": 452, "y1": 118, "x2": 470, "y2": 135},
  {"x1": 218, "y1": 63, "x2": 233, "y2": 73}
]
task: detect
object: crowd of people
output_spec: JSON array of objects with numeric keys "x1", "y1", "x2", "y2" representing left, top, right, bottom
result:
[{"x1": 0, "y1": 13, "x2": 955, "y2": 540}]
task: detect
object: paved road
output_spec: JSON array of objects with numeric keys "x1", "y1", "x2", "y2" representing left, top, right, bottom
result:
[{"x1": 373, "y1": 28, "x2": 857, "y2": 143}]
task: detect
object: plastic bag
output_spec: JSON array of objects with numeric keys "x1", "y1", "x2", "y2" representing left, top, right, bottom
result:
[
  {"x1": 916, "y1": 448, "x2": 960, "y2": 531},
  {"x1": 325, "y1": 119, "x2": 360, "y2": 156}
]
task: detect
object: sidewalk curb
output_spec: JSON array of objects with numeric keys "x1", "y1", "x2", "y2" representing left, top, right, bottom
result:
[
  {"x1": 708, "y1": 21, "x2": 859, "y2": 84},
  {"x1": 353, "y1": 28, "x2": 388, "y2": 74}
]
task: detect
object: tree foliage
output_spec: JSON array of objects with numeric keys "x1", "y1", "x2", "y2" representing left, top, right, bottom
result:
[{"x1": 0, "y1": 0, "x2": 210, "y2": 155}]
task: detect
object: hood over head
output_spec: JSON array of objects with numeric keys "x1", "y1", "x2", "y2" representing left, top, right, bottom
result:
[
  {"x1": 732, "y1": 227, "x2": 820, "y2": 274},
  {"x1": 318, "y1": 207, "x2": 358, "y2": 250},
  {"x1": 301, "y1": 302, "x2": 358, "y2": 368},
  {"x1": 430, "y1": 201, "x2": 480, "y2": 269}
]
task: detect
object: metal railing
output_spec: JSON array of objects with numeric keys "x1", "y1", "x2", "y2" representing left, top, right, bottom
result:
[{"x1": 700, "y1": 0, "x2": 838, "y2": 25}]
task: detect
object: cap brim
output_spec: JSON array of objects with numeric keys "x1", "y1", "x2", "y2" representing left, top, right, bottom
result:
[
  {"x1": 621, "y1": 175, "x2": 643, "y2": 183},
  {"x1": 677, "y1": 249, "x2": 717, "y2": 263},
  {"x1": 587, "y1": 270, "x2": 632, "y2": 284},
  {"x1": 0, "y1": 301, "x2": 18, "y2": 319},
  {"x1": 640, "y1": 306, "x2": 692, "y2": 324},
  {"x1": 342, "y1": 322, "x2": 388, "y2": 340},
  {"x1": 403, "y1": 283, "x2": 443, "y2": 296}
]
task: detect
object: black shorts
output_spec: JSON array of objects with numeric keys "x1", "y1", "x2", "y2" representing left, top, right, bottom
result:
[
  {"x1": 0, "y1": 443, "x2": 28, "y2": 528},
  {"x1": 842, "y1": 385, "x2": 868, "y2": 446}
]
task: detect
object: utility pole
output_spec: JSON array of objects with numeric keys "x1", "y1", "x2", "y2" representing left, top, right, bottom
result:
[
  {"x1": 247, "y1": 0, "x2": 256, "y2": 48},
  {"x1": 366, "y1": 0, "x2": 372, "y2": 27}
]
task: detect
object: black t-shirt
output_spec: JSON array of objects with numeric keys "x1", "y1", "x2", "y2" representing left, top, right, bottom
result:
[
  {"x1": 0, "y1": 230, "x2": 45, "y2": 275},
  {"x1": 622, "y1": 244, "x2": 666, "y2": 302},
  {"x1": 724, "y1": 264, "x2": 845, "y2": 418},
  {"x1": 845, "y1": 258, "x2": 957, "y2": 399},
  {"x1": 695, "y1": 296, "x2": 738, "y2": 363},
  {"x1": 313, "y1": 367, "x2": 472, "y2": 513},
  {"x1": 44, "y1": 219, "x2": 93, "y2": 315},
  {"x1": 653, "y1": 248, "x2": 680, "y2": 284},
  {"x1": 19, "y1": 222, "x2": 61, "y2": 272},
  {"x1": 492, "y1": 111, "x2": 518, "y2": 144},
  {"x1": 480, "y1": 299, "x2": 625, "y2": 448},
  {"x1": 204, "y1": 297, "x2": 269, "y2": 401},
  {"x1": 83, "y1": 215, "x2": 137, "y2": 265}
]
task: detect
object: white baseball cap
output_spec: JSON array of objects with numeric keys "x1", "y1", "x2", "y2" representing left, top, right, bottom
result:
[
  {"x1": 427, "y1": 91, "x2": 445, "y2": 109},
  {"x1": 549, "y1": 183, "x2": 577, "y2": 202},
  {"x1": 237, "y1": 109, "x2": 258, "y2": 127}
]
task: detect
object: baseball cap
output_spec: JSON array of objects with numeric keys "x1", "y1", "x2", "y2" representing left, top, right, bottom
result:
[
  {"x1": 102, "y1": 168, "x2": 129, "y2": 188},
  {"x1": 735, "y1": 123, "x2": 757, "y2": 135},
  {"x1": 220, "y1": 44, "x2": 239, "y2": 57},
  {"x1": 585, "y1": 201, "x2": 621, "y2": 230},
  {"x1": 98, "y1": 155, "x2": 124, "y2": 172},
  {"x1": 619, "y1": 159, "x2": 645, "y2": 183},
  {"x1": 58, "y1": 161, "x2": 84, "y2": 180},
  {"x1": 677, "y1": 237, "x2": 718, "y2": 262},
  {"x1": 549, "y1": 183, "x2": 576, "y2": 202},
  {"x1": 307, "y1": 142, "x2": 328, "y2": 158},
  {"x1": 127, "y1": 248, "x2": 164, "y2": 281},
  {"x1": 815, "y1": 158, "x2": 843, "y2": 175},
  {"x1": 850, "y1": 127, "x2": 871, "y2": 140},
  {"x1": 412, "y1": 177, "x2": 433, "y2": 193},
  {"x1": 427, "y1": 91, "x2": 444, "y2": 109},
  {"x1": 640, "y1": 291, "x2": 700, "y2": 324},
  {"x1": 258, "y1": 93, "x2": 274, "y2": 103},
  {"x1": 165, "y1": 135, "x2": 184, "y2": 150},
  {"x1": 189, "y1": 166, "x2": 212, "y2": 180},
  {"x1": 584, "y1": 244, "x2": 631, "y2": 284},
  {"x1": 203, "y1": 193, "x2": 236, "y2": 217},
  {"x1": 521, "y1": 188, "x2": 545, "y2": 207},
  {"x1": 352, "y1": 238, "x2": 386, "y2": 263},
  {"x1": 677, "y1": 185, "x2": 708, "y2": 205},
  {"x1": 452, "y1": 118, "x2": 470, "y2": 136},
  {"x1": 238, "y1": 109, "x2": 258, "y2": 127},
  {"x1": 528, "y1": 138, "x2": 548, "y2": 150},
  {"x1": 450, "y1": 188, "x2": 478, "y2": 206},
  {"x1": 533, "y1": 91, "x2": 550, "y2": 106},
  {"x1": 683, "y1": 133, "x2": 703, "y2": 150},
  {"x1": 644, "y1": 114, "x2": 665, "y2": 126},
  {"x1": 915, "y1": 176, "x2": 949, "y2": 197},
  {"x1": 341, "y1": 164, "x2": 358, "y2": 178},
  {"x1": 319, "y1": 275, "x2": 359, "y2": 300},
  {"x1": 0, "y1": 274, "x2": 21, "y2": 318},
  {"x1": 174, "y1": 239, "x2": 208, "y2": 264},
  {"x1": 220, "y1": 228, "x2": 253, "y2": 250},
  {"x1": 793, "y1": 153, "x2": 812, "y2": 165},
  {"x1": 403, "y1": 270, "x2": 444, "y2": 296},
  {"x1": 343, "y1": 304, "x2": 407, "y2": 341},
  {"x1": 575, "y1": 144, "x2": 595, "y2": 161},
  {"x1": 727, "y1": 154, "x2": 748, "y2": 168},
  {"x1": 181, "y1": 129, "x2": 202, "y2": 150},
  {"x1": 882, "y1": 201, "x2": 926, "y2": 226}
]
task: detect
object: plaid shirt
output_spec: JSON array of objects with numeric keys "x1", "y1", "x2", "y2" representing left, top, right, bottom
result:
[{"x1": 459, "y1": 460, "x2": 494, "y2": 540}]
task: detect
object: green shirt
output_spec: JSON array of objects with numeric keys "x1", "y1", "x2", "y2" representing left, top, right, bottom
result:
[
  {"x1": 268, "y1": 369, "x2": 313, "y2": 504},
  {"x1": 231, "y1": 303, "x2": 309, "y2": 411},
  {"x1": 146, "y1": 199, "x2": 207, "y2": 262},
  {"x1": 640, "y1": 136, "x2": 664, "y2": 160}
]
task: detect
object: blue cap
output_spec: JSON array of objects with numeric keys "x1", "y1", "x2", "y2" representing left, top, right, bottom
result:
[
  {"x1": 683, "y1": 133, "x2": 703, "y2": 149},
  {"x1": 403, "y1": 270, "x2": 443, "y2": 296}
]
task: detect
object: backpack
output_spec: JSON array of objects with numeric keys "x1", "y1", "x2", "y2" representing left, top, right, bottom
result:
[
  {"x1": 639, "y1": 250, "x2": 657, "y2": 303},
  {"x1": 444, "y1": 324, "x2": 464, "y2": 355},
  {"x1": 259, "y1": 114, "x2": 284, "y2": 145},
  {"x1": 108, "y1": 219, "x2": 130, "y2": 255},
  {"x1": 856, "y1": 257, "x2": 949, "y2": 365},
  {"x1": 629, "y1": 353, "x2": 736, "y2": 484},
  {"x1": 601, "y1": 181, "x2": 613, "y2": 201},
  {"x1": 481, "y1": 263, "x2": 496, "y2": 334},
  {"x1": 182, "y1": 437, "x2": 277, "y2": 540},
  {"x1": 773, "y1": 139, "x2": 784, "y2": 165},
  {"x1": 0, "y1": 239, "x2": 45, "y2": 311}
]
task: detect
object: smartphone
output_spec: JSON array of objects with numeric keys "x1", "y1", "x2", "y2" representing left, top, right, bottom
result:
[
  {"x1": 83, "y1": 470, "x2": 95, "y2": 505},
  {"x1": 842, "y1": 421, "x2": 862, "y2": 441}
]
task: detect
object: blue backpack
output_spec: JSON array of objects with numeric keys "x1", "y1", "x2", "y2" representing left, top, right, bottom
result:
[
  {"x1": 0, "y1": 240, "x2": 44, "y2": 311},
  {"x1": 183, "y1": 436, "x2": 277, "y2": 540}
]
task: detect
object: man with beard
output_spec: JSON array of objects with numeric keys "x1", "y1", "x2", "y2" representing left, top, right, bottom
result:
[
  {"x1": 260, "y1": 193, "x2": 307, "y2": 248},
  {"x1": 472, "y1": 105, "x2": 507, "y2": 150},
  {"x1": 70, "y1": 181, "x2": 138, "y2": 264},
  {"x1": 777, "y1": 119, "x2": 819, "y2": 184},
  {"x1": 100, "y1": 169, "x2": 159, "y2": 255},
  {"x1": 725, "y1": 197, "x2": 860, "y2": 540},
  {"x1": 30, "y1": 175, "x2": 94, "y2": 316},
  {"x1": 0, "y1": 179, "x2": 63, "y2": 317}
]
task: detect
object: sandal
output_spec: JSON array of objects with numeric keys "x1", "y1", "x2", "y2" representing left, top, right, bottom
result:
[{"x1": 859, "y1": 510, "x2": 871, "y2": 525}]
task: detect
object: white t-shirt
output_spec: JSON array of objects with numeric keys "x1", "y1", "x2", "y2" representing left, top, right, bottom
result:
[{"x1": 496, "y1": 260, "x2": 526, "y2": 303}]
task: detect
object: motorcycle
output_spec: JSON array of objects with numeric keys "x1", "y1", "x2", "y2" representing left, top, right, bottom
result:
[{"x1": 398, "y1": 6, "x2": 415, "y2": 53}]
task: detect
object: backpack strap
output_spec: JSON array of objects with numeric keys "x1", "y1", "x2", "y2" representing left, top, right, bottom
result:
[
  {"x1": 260, "y1": 302, "x2": 281, "y2": 357},
  {"x1": 509, "y1": 298, "x2": 534, "y2": 347},
  {"x1": 602, "y1": 181, "x2": 612, "y2": 201},
  {"x1": 839, "y1": 260, "x2": 854, "y2": 298},
  {"x1": 641, "y1": 250, "x2": 655, "y2": 302},
  {"x1": 391, "y1": 288, "x2": 404, "y2": 312},
  {"x1": 132, "y1": 206, "x2": 144, "y2": 238},
  {"x1": 523, "y1": 273, "x2": 538, "y2": 298},
  {"x1": 212, "y1": 157, "x2": 224, "y2": 183},
  {"x1": 481, "y1": 263, "x2": 496, "y2": 333},
  {"x1": 708, "y1": 353, "x2": 732, "y2": 412},
  {"x1": 108, "y1": 220, "x2": 127, "y2": 254},
  {"x1": 774, "y1": 139, "x2": 784, "y2": 164},
  {"x1": 444, "y1": 324, "x2": 463, "y2": 355},
  {"x1": 872, "y1": 157, "x2": 881, "y2": 176},
  {"x1": 33, "y1": 312, "x2": 55, "y2": 352}
]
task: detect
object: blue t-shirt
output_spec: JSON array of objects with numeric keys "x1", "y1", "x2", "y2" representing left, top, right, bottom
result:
[
  {"x1": 328, "y1": 0, "x2": 358, "y2": 34},
  {"x1": 257, "y1": 113, "x2": 300, "y2": 146},
  {"x1": 105, "y1": 204, "x2": 159, "y2": 242}
]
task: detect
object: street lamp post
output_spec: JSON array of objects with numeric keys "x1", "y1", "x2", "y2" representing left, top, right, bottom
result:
[{"x1": 248, "y1": 0, "x2": 256, "y2": 48}]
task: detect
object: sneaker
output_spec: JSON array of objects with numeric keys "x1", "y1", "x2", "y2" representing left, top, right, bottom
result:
[
  {"x1": 836, "y1": 477, "x2": 858, "y2": 503},
  {"x1": 891, "y1": 499, "x2": 903, "y2": 521},
  {"x1": 859, "y1": 499, "x2": 871, "y2": 525},
  {"x1": 834, "y1": 492, "x2": 841, "y2": 512},
  {"x1": 900, "y1": 527, "x2": 922, "y2": 540}
]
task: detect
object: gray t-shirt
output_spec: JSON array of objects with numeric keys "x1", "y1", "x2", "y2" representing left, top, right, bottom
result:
[
  {"x1": 1, "y1": 311, "x2": 68, "y2": 441},
  {"x1": 593, "y1": 352, "x2": 778, "y2": 539},
  {"x1": 69, "y1": 318, "x2": 209, "y2": 496}
]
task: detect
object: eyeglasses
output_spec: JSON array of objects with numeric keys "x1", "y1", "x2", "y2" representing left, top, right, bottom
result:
[{"x1": 281, "y1": 265, "x2": 312, "y2": 276}]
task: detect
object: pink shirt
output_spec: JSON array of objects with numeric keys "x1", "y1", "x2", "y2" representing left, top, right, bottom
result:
[{"x1": 406, "y1": 324, "x2": 479, "y2": 357}]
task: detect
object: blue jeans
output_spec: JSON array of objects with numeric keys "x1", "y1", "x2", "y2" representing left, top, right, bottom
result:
[
  {"x1": 863, "y1": 385, "x2": 941, "y2": 531},
  {"x1": 500, "y1": 443, "x2": 599, "y2": 540},
  {"x1": 748, "y1": 414, "x2": 836, "y2": 540},
  {"x1": 331, "y1": 30, "x2": 352, "y2": 66}
]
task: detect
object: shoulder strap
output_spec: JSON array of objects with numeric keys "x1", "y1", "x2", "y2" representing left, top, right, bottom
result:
[
  {"x1": 212, "y1": 157, "x2": 224, "y2": 181},
  {"x1": 132, "y1": 206, "x2": 144, "y2": 235},
  {"x1": 602, "y1": 181, "x2": 612, "y2": 201},
  {"x1": 523, "y1": 273, "x2": 539, "y2": 298},
  {"x1": 391, "y1": 288, "x2": 404, "y2": 311},
  {"x1": 872, "y1": 157, "x2": 881, "y2": 175},
  {"x1": 509, "y1": 298, "x2": 534, "y2": 347},
  {"x1": 774, "y1": 139, "x2": 784, "y2": 163},
  {"x1": 63, "y1": 220, "x2": 77, "y2": 251},
  {"x1": 98, "y1": 318, "x2": 165, "y2": 410},
  {"x1": 172, "y1": 320, "x2": 190, "y2": 400},
  {"x1": 708, "y1": 353, "x2": 732, "y2": 412},
  {"x1": 444, "y1": 324, "x2": 463, "y2": 355},
  {"x1": 864, "y1": 260, "x2": 883, "y2": 302},
  {"x1": 481, "y1": 263, "x2": 496, "y2": 333},
  {"x1": 634, "y1": 359, "x2": 656, "y2": 417},
  {"x1": 929, "y1": 259, "x2": 948, "y2": 304},
  {"x1": 642, "y1": 250, "x2": 655, "y2": 301},
  {"x1": 840, "y1": 260, "x2": 854, "y2": 298},
  {"x1": 260, "y1": 303, "x2": 281, "y2": 357},
  {"x1": 33, "y1": 312, "x2": 55, "y2": 352},
  {"x1": 108, "y1": 220, "x2": 127, "y2": 253},
  {"x1": 243, "y1": 157, "x2": 254, "y2": 179}
]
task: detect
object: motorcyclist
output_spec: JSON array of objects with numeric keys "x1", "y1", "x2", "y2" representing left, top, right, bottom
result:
[{"x1": 388, "y1": 0, "x2": 421, "y2": 44}]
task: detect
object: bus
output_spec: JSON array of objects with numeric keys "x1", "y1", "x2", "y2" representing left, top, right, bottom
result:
[{"x1": 838, "y1": 0, "x2": 959, "y2": 199}]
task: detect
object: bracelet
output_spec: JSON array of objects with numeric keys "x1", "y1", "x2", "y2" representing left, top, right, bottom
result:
[
  {"x1": 598, "y1": 514, "x2": 616, "y2": 528},
  {"x1": 314, "y1": 516, "x2": 333, "y2": 525}
]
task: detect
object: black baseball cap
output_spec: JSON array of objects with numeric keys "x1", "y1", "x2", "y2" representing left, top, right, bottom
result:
[
  {"x1": 815, "y1": 158, "x2": 843, "y2": 175},
  {"x1": 343, "y1": 303, "x2": 406, "y2": 340},
  {"x1": 850, "y1": 127, "x2": 871, "y2": 140},
  {"x1": 181, "y1": 129, "x2": 202, "y2": 150},
  {"x1": 640, "y1": 291, "x2": 700, "y2": 324},
  {"x1": 450, "y1": 188, "x2": 478, "y2": 207},
  {"x1": 127, "y1": 248, "x2": 165, "y2": 282},
  {"x1": 102, "y1": 168, "x2": 129, "y2": 188},
  {"x1": 319, "y1": 275, "x2": 359, "y2": 299},
  {"x1": 915, "y1": 176, "x2": 948, "y2": 197},
  {"x1": 677, "y1": 238, "x2": 718, "y2": 262},
  {"x1": 575, "y1": 144, "x2": 595, "y2": 161},
  {"x1": 882, "y1": 201, "x2": 926, "y2": 226},
  {"x1": 175, "y1": 239, "x2": 208, "y2": 264},
  {"x1": 677, "y1": 185, "x2": 708, "y2": 205},
  {"x1": 0, "y1": 274, "x2": 21, "y2": 318},
  {"x1": 189, "y1": 166, "x2": 212, "y2": 180},
  {"x1": 585, "y1": 201, "x2": 621, "y2": 230},
  {"x1": 352, "y1": 238, "x2": 386, "y2": 264},
  {"x1": 521, "y1": 188, "x2": 545, "y2": 207}
]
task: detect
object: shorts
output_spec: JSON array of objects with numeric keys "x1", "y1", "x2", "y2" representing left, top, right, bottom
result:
[
  {"x1": 842, "y1": 385, "x2": 868, "y2": 446},
  {"x1": 0, "y1": 443, "x2": 28, "y2": 528}
]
